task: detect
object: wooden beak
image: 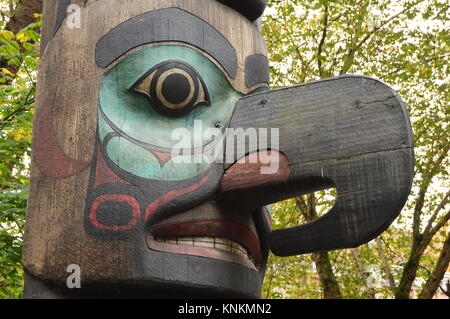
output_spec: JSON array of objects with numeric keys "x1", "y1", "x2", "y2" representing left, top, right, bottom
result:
[{"x1": 218, "y1": 75, "x2": 414, "y2": 256}]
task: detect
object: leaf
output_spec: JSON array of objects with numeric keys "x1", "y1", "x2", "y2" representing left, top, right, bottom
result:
[{"x1": 1, "y1": 68, "x2": 15, "y2": 77}]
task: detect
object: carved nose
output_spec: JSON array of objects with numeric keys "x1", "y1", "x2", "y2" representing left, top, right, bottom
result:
[{"x1": 218, "y1": 75, "x2": 414, "y2": 256}]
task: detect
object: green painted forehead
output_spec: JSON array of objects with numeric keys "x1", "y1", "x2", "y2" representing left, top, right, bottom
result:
[{"x1": 99, "y1": 44, "x2": 241, "y2": 149}]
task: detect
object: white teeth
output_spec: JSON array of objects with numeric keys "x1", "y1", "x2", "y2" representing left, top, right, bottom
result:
[{"x1": 155, "y1": 236, "x2": 255, "y2": 265}]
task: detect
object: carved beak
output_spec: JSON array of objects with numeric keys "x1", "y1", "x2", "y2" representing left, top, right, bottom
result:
[{"x1": 218, "y1": 75, "x2": 414, "y2": 256}]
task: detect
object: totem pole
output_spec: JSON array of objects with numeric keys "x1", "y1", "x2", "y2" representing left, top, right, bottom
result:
[{"x1": 23, "y1": 0, "x2": 414, "y2": 298}]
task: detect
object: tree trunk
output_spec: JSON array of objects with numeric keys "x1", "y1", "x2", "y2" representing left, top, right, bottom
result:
[
  {"x1": 311, "y1": 251, "x2": 342, "y2": 299},
  {"x1": 395, "y1": 237, "x2": 426, "y2": 298},
  {"x1": 296, "y1": 194, "x2": 342, "y2": 299},
  {"x1": 6, "y1": 0, "x2": 42, "y2": 34},
  {"x1": 418, "y1": 232, "x2": 450, "y2": 299},
  {"x1": 375, "y1": 237, "x2": 397, "y2": 293}
]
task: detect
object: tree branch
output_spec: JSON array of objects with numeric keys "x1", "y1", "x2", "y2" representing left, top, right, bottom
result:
[
  {"x1": 317, "y1": 4, "x2": 329, "y2": 78},
  {"x1": 276, "y1": 0, "x2": 366, "y2": 64},
  {"x1": 423, "y1": 189, "x2": 450, "y2": 238},
  {"x1": 418, "y1": 231, "x2": 450, "y2": 298},
  {"x1": 350, "y1": 248, "x2": 376, "y2": 298},
  {"x1": 413, "y1": 144, "x2": 450, "y2": 237},
  {"x1": 340, "y1": 0, "x2": 427, "y2": 74},
  {"x1": 375, "y1": 237, "x2": 397, "y2": 293}
]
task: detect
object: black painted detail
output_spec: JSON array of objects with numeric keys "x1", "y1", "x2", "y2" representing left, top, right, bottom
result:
[
  {"x1": 96, "y1": 8, "x2": 238, "y2": 78},
  {"x1": 252, "y1": 206, "x2": 271, "y2": 274},
  {"x1": 227, "y1": 75, "x2": 414, "y2": 256},
  {"x1": 218, "y1": 0, "x2": 266, "y2": 22},
  {"x1": 130, "y1": 60, "x2": 211, "y2": 118},
  {"x1": 83, "y1": 133, "x2": 223, "y2": 238},
  {"x1": 99, "y1": 111, "x2": 221, "y2": 156},
  {"x1": 53, "y1": 0, "x2": 71, "y2": 35},
  {"x1": 245, "y1": 54, "x2": 270, "y2": 88},
  {"x1": 162, "y1": 74, "x2": 191, "y2": 105},
  {"x1": 96, "y1": 202, "x2": 134, "y2": 227}
]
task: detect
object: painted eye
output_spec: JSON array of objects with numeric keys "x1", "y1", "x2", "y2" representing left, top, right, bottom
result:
[{"x1": 130, "y1": 60, "x2": 211, "y2": 117}]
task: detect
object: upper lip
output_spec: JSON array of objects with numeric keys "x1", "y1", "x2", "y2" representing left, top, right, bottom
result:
[{"x1": 149, "y1": 219, "x2": 262, "y2": 269}]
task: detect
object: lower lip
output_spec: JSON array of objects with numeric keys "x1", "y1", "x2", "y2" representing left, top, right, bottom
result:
[{"x1": 147, "y1": 220, "x2": 261, "y2": 271}]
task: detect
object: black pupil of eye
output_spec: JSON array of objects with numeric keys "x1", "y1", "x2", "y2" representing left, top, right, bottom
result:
[
  {"x1": 132, "y1": 61, "x2": 210, "y2": 117},
  {"x1": 161, "y1": 73, "x2": 191, "y2": 105}
]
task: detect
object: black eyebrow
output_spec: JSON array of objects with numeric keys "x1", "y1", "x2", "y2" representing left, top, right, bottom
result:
[
  {"x1": 95, "y1": 8, "x2": 238, "y2": 79},
  {"x1": 245, "y1": 54, "x2": 269, "y2": 87}
]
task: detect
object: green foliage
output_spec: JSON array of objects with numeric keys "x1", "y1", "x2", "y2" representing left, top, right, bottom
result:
[
  {"x1": 0, "y1": 13, "x2": 40, "y2": 298},
  {"x1": 0, "y1": 0, "x2": 447, "y2": 299},
  {"x1": 262, "y1": 0, "x2": 449, "y2": 299},
  {"x1": 0, "y1": 183, "x2": 27, "y2": 298}
]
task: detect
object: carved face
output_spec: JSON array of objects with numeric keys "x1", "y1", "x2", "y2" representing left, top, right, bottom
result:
[
  {"x1": 87, "y1": 6, "x2": 272, "y2": 294},
  {"x1": 85, "y1": 39, "x2": 270, "y2": 269},
  {"x1": 26, "y1": 1, "x2": 272, "y2": 298},
  {"x1": 24, "y1": 0, "x2": 413, "y2": 299}
]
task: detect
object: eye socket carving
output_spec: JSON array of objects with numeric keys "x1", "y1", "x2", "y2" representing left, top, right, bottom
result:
[{"x1": 130, "y1": 61, "x2": 211, "y2": 117}]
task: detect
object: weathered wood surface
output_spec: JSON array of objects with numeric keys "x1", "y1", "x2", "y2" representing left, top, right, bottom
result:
[
  {"x1": 24, "y1": 0, "x2": 269, "y2": 298},
  {"x1": 219, "y1": 75, "x2": 414, "y2": 256},
  {"x1": 23, "y1": 0, "x2": 413, "y2": 298}
]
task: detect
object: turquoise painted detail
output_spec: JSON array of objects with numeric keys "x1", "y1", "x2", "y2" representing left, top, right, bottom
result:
[
  {"x1": 105, "y1": 137, "x2": 218, "y2": 181},
  {"x1": 99, "y1": 45, "x2": 242, "y2": 181}
]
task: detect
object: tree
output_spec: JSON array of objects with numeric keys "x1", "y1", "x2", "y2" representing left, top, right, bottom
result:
[
  {"x1": 0, "y1": 0, "x2": 41, "y2": 298},
  {"x1": 262, "y1": 0, "x2": 449, "y2": 299},
  {"x1": 0, "y1": 0, "x2": 448, "y2": 299}
]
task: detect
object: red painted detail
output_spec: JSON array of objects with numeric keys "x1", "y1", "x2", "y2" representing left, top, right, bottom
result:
[
  {"x1": 145, "y1": 170, "x2": 213, "y2": 220},
  {"x1": 90, "y1": 194, "x2": 141, "y2": 231},
  {"x1": 148, "y1": 149, "x2": 174, "y2": 167},
  {"x1": 94, "y1": 146, "x2": 131, "y2": 189},
  {"x1": 147, "y1": 234, "x2": 258, "y2": 271},
  {"x1": 220, "y1": 150, "x2": 290, "y2": 193},
  {"x1": 150, "y1": 219, "x2": 261, "y2": 269},
  {"x1": 33, "y1": 91, "x2": 91, "y2": 179}
]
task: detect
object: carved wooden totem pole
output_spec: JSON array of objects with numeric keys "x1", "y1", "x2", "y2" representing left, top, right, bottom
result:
[{"x1": 23, "y1": 0, "x2": 414, "y2": 298}]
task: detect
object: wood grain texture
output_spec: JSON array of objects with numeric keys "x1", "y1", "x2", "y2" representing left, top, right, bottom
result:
[
  {"x1": 33, "y1": 91, "x2": 91, "y2": 178},
  {"x1": 245, "y1": 54, "x2": 270, "y2": 87},
  {"x1": 53, "y1": 0, "x2": 71, "y2": 35},
  {"x1": 222, "y1": 75, "x2": 414, "y2": 256},
  {"x1": 24, "y1": 0, "x2": 268, "y2": 293},
  {"x1": 23, "y1": 0, "x2": 413, "y2": 298},
  {"x1": 220, "y1": 151, "x2": 290, "y2": 192},
  {"x1": 95, "y1": 8, "x2": 239, "y2": 78}
]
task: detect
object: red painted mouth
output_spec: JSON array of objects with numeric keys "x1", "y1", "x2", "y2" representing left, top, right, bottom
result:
[{"x1": 147, "y1": 220, "x2": 262, "y2": 271}]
